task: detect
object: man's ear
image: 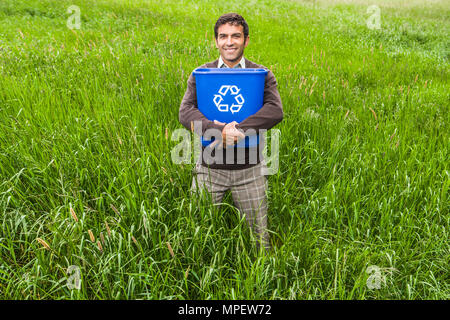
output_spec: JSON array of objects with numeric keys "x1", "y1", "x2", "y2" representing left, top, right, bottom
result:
[
  {"x1": 215, "y1": 38, "x2": 219, "y2": 49},
  {"x1": 244, "y1": 36, "x2": 250, "y2": 48}
]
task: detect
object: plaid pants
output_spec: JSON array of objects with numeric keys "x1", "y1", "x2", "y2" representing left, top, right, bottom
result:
[{"x1": 191, "y1": 161, "x2": 270, "y2": 250}]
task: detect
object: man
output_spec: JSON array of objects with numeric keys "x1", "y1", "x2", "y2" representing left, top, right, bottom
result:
[{"x1": 179, "y1": 13, "x2": 283, "y2": 251}]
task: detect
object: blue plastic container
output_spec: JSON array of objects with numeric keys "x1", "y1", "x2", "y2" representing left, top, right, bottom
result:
[{"x1": 193, "y1": 68, "x2": 268, "y2": 148}]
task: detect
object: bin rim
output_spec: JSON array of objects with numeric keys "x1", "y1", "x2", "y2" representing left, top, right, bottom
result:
[{"x1": 193, "y1": 68, "x2": 268, "y2": 75}]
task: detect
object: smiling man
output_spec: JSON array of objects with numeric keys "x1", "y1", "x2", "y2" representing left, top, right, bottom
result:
[{"x1": 179, "y1": 13, "x2": 283, "y2": 252}]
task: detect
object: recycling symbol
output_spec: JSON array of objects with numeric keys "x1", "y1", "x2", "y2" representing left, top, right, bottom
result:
[{"x1": 213, "y1": 85, "x2": 245, "y2": 114}]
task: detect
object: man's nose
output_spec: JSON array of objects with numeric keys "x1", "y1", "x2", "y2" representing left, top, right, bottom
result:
[{"x1": 226, "y1": 36, "x2": 233, "y2": 45}]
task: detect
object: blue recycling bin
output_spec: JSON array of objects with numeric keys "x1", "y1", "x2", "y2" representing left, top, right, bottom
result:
[{"x1": 193, "y1": 68, "x2": 268, "y2": 147}]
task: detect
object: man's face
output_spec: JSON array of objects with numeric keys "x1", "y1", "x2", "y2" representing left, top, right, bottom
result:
[{"x1": 215, "y1": 23, "x2": 249, "y2": 66}]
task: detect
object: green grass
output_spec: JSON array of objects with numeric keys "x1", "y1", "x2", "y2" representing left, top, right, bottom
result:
[{"x1": 0, "y1": 0, "x2": 448, "y2": 299}]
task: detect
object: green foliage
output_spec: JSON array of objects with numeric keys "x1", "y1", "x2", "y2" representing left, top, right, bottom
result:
[{"x1": 0, "y1": 0, "x2": 448, "y2": 299}]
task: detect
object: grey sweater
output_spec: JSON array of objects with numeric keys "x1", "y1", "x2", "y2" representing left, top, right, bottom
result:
[{"x1": 179, "y1": 57, "x2": 283, "y2": 170}]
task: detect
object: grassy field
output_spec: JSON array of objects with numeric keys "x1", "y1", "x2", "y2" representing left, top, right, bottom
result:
[{"x1": 0, "y1": 0, "x2": 448, "y2": 299}]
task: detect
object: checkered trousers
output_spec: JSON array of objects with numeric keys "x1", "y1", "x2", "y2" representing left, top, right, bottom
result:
[{"x1": 191, "y1": 161, "x2": 270, "y2": 250}]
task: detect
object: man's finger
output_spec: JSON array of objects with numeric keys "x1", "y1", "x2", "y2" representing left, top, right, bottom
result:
[
  {"x1": 224, "y1": 133, "x2": 244, "y2": 146},
  {"x1": 214, "y1": 120, "x2": 226, "y2": 125},
  {"x1": 230, "y1": 129, "x2": 245, "y2": 139},
  {"x1": 224, "y1": 130, "x2": 244, "y2": 141}
]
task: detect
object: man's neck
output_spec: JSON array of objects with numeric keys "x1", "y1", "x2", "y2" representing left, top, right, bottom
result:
[
  {"x1": 223, "y1": 59, "x2": 240, "y2": 68},
  {"x1": 220, "y1": 55, "x2": 245, "y2": 68}
]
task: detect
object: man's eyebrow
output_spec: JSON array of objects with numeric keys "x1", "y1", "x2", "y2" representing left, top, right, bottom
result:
[{"x1": 219, "y1": 32, "x2": 242, "y2": 36}]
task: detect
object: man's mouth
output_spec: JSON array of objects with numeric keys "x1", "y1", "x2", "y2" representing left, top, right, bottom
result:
[{"x1": 224, "y1": 48, "x2": 237, "y2": 52}]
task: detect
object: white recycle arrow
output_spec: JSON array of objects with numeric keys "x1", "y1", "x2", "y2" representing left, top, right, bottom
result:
[
  {"x1": 230, "y1": 104, "x2": 242, "y2": 114},
  {"x1": 213, "y1": 94, "x2": 223, "y2": 106},
  {"x1": 234, "y1": 93, "x2": 244, "y2": 105},
  {"x1": 218, "y1": 104, "x2": 229, "y2": 112},
  {"x1": 213, "y1": 85, "x2": 245, "y2": 113},
  {"x1": 229, "y1": 85, "x2": 240, "y2": 95},
  {"x1": 218, "y1": 85, "x2": 230, "y2": 96}
]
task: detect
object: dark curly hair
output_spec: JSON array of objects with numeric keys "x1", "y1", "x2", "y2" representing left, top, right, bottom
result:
[{"x1": 214, "y1": 13, "x2": 249, "y2": 39}]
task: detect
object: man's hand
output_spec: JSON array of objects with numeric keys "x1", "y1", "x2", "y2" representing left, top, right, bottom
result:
[{"x1": 210, "y1": 120, "x2": 245, "y2": 148}]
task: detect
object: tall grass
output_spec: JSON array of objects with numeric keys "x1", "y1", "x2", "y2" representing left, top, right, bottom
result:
[{"x1": 0, "y1": 0, "x2": 448, "y2": 299}]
